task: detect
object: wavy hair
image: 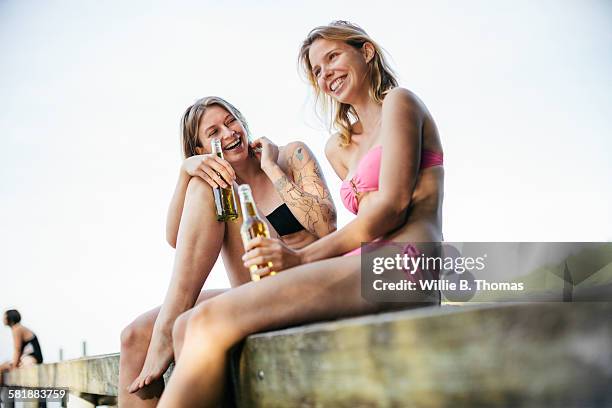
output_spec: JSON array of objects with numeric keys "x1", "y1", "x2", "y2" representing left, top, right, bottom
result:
[{"x1": 299, "y1": 21, "x2": 398, "y2": 146}]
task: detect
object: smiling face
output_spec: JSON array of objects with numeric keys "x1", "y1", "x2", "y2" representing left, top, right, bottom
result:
[
  {"x1": 196, "y1": 104, "x2": 249, "y2": 162},
  {"x1": 308, "y1": 38, "x2": 374, "y2": 104}
]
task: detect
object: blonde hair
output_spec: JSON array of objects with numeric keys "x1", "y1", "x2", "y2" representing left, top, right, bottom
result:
[
  {"x1": 299, "y1": 21, "x2": 398, "y2": 146},
  {"x1": 180, "y1": 96, "x2": 251, "y2": 158}
]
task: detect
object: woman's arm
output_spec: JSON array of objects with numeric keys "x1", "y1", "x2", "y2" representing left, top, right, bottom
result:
[
  {"x1": 11, "y1": 327, "x2": 23, "y2": 368},
  {"x1": 166, "y1": 170, "x2": 191, "y2": 248},
  {"x1": 243, "y1": 89, "x2": 425, "y2": 272},
  {"x1": 300, "y1": 88, "x2": 423, "y2": 261},
  {"x1": 256, "y1": 139, "x2": 337, "y2": 238}
]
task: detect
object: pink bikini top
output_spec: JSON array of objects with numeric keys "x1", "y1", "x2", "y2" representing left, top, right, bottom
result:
[{"x1": 340, "y1": 145, "x2": 443, "y2": 214}]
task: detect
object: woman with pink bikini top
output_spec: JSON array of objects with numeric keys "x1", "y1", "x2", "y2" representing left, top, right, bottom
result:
[{"x1": 157, "y1": 21, "x2": 444, "y2": 408}]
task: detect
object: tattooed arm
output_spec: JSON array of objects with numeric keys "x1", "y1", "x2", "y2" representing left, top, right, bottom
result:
[{"x1": 258, "y1": 140, "x2": 336, "y2": 238}]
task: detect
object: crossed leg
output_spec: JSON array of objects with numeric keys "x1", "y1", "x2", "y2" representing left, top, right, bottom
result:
[
  {"x1": 118, "y1": 177, "x2": 234, "y2": 406},
  {"x1": 117, "y1": 289, "x2": 227, "y2": 407},
  {"x1": 160, "y1": 253, "x2": 436, "y2": 407}
]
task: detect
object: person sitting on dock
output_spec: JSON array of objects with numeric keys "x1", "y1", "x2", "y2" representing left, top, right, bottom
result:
[{"x1": 0, "y1": 309, "x2": 44, "y2": 378}]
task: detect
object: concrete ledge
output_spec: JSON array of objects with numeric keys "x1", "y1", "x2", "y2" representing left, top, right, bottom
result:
[{"x1": 233, "y1": 303, "x2": 612, "y2": 407}]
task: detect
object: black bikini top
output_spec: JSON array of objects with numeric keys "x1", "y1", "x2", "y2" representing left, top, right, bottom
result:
[{"x1": 265, "y1": 204, "x2": 305, "y2": 236}]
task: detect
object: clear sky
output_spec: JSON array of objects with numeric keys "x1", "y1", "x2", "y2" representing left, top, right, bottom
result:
[{"x1": 1, "y1": 0, "x2": 611, "y2": 362}]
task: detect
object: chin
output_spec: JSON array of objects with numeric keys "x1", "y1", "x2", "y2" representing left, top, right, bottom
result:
[{"x1": 225, "y1": 150, "x2": 248, "y2": 163}]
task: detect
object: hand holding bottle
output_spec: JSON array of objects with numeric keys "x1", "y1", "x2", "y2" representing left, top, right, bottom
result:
[
  {"x1": 242, "y1": 236, "x2": 303, "y2": 277},
  {"x1": 182, "y1": 154, "x2": 236, "y2": 189}
]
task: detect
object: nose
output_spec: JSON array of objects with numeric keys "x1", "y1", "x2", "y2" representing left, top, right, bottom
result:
[
  {"x1": 220, "y1": 127, "x2": 236, "y2": 140},
  {"x1": 322, "y1": 65, "x2": 333, "y2": 80}
]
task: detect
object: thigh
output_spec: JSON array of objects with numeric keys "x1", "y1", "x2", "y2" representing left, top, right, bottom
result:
[
  {"x1": 206, "y1": 253, "x2": 432, "y2": 341},
  {"x1": 19, "y1": 355, "x2": 37, "y2": 367}
]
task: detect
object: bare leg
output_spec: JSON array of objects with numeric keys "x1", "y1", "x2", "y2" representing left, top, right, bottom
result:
[
  {"x1": 118, "y1": 289, "x2": 226, "y2": 407},
  {"x1": 18, "y1": 355, "x2": 37, "y2": 367},
  {"x1": 160, "y1": 253, "x2": 437, "y2": 407},
  {"x1": 0, "y1": 361, "x2": 12, "y2": 386},
  {"x1": 128, "y1": 178, "x2": 226, "y2": 392}
]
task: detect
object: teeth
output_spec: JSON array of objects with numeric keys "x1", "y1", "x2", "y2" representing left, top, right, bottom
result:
[
  {"x1": 224, "y1": 139, "x2": 241, "y2": 150},
  {"x1": 330, "y1": 76, "x2": 345, "y2": 92}
]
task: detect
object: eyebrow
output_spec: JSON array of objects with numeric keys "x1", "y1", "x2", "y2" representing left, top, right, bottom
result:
[{"x1": 204, "y1": 114, "x2": 233, "y2": 135}]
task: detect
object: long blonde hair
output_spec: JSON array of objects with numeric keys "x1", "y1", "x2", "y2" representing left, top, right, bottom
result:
[
  {"x1": 180, "y1": 96, "x2": 251, "y2": 158},
  {"x1": 299, "y1": 21, "x2": 398, "y2": 146}
]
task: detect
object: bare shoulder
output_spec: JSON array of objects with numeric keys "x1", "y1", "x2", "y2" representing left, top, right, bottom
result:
[
  {"x1": 11, "y1": 325, "x2": 23, "y2": 339},
  {"x1": 382, "y1": 87, "x2": 427, "y2": 116},
  {"x1": 325, "y1": 133, "x2": 348, "y2": 179},
  {"x1": 279, "y1": 141, "x2": 313, "y2": 165},
  {"x1": 278, "y1": 141, "x2": 315, "y2": 178}
]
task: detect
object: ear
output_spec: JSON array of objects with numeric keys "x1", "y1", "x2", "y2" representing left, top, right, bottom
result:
[
  {"x1": 195, "y1": 145, "x2": 204, "y2": 155},
  {"x1": 362, "y1": 42, "x2": 375, "y2": 64}
]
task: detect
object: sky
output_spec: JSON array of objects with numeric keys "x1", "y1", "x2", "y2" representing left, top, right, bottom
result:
[{"x1": 1, "y1": 0, "x2": 611, "y2": 362}]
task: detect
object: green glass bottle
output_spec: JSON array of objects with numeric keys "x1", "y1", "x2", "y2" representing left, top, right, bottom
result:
[{"x1": 211, "y1": 138, "x2": 238, "y2": 222}]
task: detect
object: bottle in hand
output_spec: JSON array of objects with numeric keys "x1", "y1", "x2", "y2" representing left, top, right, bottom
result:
[
  {"x1": 211, "y1": 138, "x2": 239, "y2": 222},
  {"x1": 238, "y1": 184, "x2": 275, "y2": 281}
]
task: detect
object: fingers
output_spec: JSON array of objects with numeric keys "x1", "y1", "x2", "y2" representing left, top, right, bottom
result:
[
  {"x1": 243, "y1": 238, "x2": 286, "y2": 270},
  {"x1": 244, "y1": 236, "x2": 272, "y2": 251},
  {"x1": 252, "y1": 265, "x2": 275, "y2": 279},
  {"x1": 250, "y1": 136, "x2": 274, "y2": 151},
  {"x1": 249, "y1": 138, "x2": 262, "y2": 149},
  {"x1": 204, "y1": 168, "x2": 230, "y2": 188},
  {"x1": 199, "y1": 156, "x2": 235, "y2": 188},
  {"x1": 197, "y1": 170, "x2": 218, "y2": 189},
  {"x1": 242, "y1": 247, "x2": 273, "y2": 268},
  {"x1": 212, "y1": 156, "x2": 236, "y2": 180}
]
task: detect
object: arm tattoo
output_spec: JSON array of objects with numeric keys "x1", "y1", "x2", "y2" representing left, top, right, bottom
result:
[{"x1": 273, "y1": 146, "x2": 336, "y2": 236}]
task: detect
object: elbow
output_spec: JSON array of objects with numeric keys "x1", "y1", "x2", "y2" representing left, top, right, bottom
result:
[
  {"x1": 166, "y1": 232, "x2": 177, "y2": 249},
  {"x1": 361, "y1": 198, "x2": 409, "y2": 240},
  {"x1": 383, "y1": 191, "x2": 412, "y2": 228},
  {"x1": 317, "y1": 221, "x2": 337, "y2": 238},
  {"x1": 315, "y1": 204, "x2": 338, "y2": 238}
]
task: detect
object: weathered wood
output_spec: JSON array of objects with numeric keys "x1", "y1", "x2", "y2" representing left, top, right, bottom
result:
[
  {"x1": 2, "y1": 354, "x2": 173, "y2": 401},
  {"x1": 3, "y1": 353, "x2": 119, "y2": 396},
  {"x1": 4, "y1": 303, "x2": 611, "y2": 407},
  {"x1": 233, "y1": 303, "x2": 612, "y2": 407}
]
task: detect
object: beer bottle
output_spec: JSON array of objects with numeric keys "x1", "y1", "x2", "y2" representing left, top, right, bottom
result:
[
  {"x1": 238, "y1": 184, "x2": 276, "y2": 281},
  {"x1": 211, "y1": 138, "x2": 238, "y2": 221}
]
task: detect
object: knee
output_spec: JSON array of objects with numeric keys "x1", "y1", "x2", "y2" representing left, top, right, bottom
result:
[
  {"x1": 185, "y1": 300, "x2": 234, "y2": 347},
  {"x1": 120, "y1": 319, "x2": 149, "y2": 350},
  {"x1": 186, "y1": 176, "x2": 212, "y2": 199}
]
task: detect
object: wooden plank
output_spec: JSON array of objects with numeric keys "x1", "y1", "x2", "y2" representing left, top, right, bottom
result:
[{"x1": 233, "y1": 303, "x2": 612, "y2": 407}]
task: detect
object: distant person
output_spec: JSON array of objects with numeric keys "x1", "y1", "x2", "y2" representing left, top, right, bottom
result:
[{"x1": 0, "y1": 310, "x2": 44, "y2": 377}]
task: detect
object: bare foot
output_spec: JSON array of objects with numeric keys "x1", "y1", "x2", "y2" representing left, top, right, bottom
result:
[{"x1": 128, "y1": 328, "x2": 174, "y2": 393}]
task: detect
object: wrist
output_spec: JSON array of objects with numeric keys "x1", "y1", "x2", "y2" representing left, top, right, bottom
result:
[
  {"x1": 261, "y1": 161, "x2": 280, "y2": 174},
  {"x1": 179, "y1": 164, "x2": 191, "y2": 179},
  {"x1": 296, "y1": 247, "x2": 308, "y2": 265}
]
